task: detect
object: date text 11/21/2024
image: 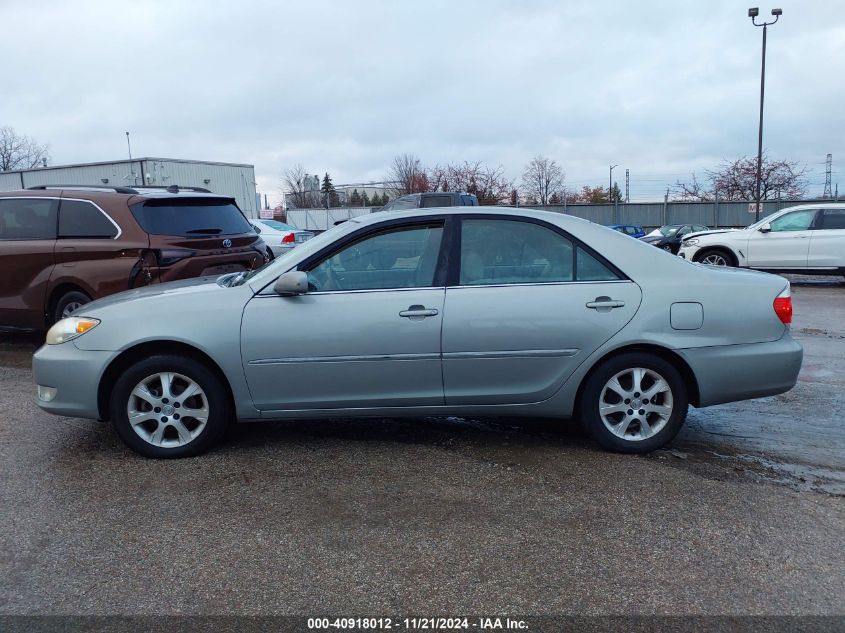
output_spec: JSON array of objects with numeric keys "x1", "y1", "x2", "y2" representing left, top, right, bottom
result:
[{"x1": 307, "y1": 617, "x2": 529, "y2": 630}]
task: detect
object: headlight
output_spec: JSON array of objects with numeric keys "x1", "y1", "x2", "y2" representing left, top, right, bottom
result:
[
  {"x1": 682, "y1": 238, "x2": 699, "y2": 247},
  {"x1": 46, "y1": 317, "x2": 100, "y2": 345}
]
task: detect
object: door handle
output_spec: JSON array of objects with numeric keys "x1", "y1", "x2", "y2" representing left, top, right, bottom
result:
[
  {"x1": 399, "y1": 305, "x2": 439, "y2": 319},
  {"x1": 586, "y1": 296, "x2": 626, "y2": 310}
]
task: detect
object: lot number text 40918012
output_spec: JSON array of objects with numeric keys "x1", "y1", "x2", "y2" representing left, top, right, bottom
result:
[{"x1": 307, "y1": 617, "x2": 529, "y2": 630}]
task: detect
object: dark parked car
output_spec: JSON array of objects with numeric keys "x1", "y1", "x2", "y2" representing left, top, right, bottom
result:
[
  {"x1": 641, "y1": 223, "x2": 710, "y2": 254},
  {"x1": 0, "y1": 185, "x2": 267, "y2": 330},
  {"x1": 380, "y1": 191, "x2": 479, "y2": 211},
  {"x1": 607, "y1": 224, "x2": 646, "y2": 238}
]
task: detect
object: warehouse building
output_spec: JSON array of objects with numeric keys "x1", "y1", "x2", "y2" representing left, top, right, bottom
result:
[{"x1": 0, "y1": 157, "x2": 259, "y2": 217}]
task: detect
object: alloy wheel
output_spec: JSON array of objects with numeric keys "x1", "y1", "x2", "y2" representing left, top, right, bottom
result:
[
  {"x1": 701, "y1": 253, "x2": 728, "y2": 266},
  {"x1": 126, "y1": 372, "x2": 209, "y2": 448},
  {"x1": 599, "y1": 367, "x2": 674, "y2": 441},
  {"x1": 62, "y1": 302, "x2": 83, "y2": 318}
]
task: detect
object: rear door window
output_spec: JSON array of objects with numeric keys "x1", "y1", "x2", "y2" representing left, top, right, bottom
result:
[
  {"x1": 0, "y1": 198, "x2": 57, "y2": 240},
  {"x1": 819, "y1": 209, "x2": 845, "y2": 230},
  {"x1": 130, "y1": 198, "x2": 253, "y2": 236},
  {"x1": 58, "y1": 200, "x2": 118, "y2": 238}
]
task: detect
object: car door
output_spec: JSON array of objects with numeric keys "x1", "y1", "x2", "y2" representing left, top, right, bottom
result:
[
  {"x1": 241, "y1": 219, "x2": 447, "y2": 411},
  {"x1": 808, "y1": 208, "x2": 845, "y2": 268},
  {"x1": 746, "y1": 209, "x2": 817, "y2": 269},
  {"x1": 441, "y1": 216, "x2": 642, "y2": 405},
  {"x1": 0, "y1": 197, "x2": 58, "y2": 329}
]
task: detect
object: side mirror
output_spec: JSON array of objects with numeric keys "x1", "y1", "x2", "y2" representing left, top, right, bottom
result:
[
  {"x1": 273, "y1": 271, "x2": 308, "y2": 296},
  {"x1": 759, "y1": 223, "x2": 772, "y2": 233}
]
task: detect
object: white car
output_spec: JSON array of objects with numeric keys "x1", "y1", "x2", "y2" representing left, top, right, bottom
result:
[
  {"x1": 678, "y1": 203, "x2": 845, "y2": 277},
  {"x1": 249, "y1": 219, "x2": 315, "y2": 259}
]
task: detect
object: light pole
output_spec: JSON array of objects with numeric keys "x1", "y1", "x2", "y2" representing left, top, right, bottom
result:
[
  {"x1": 609, "y1": 164, "x2": 617, "y2": 223},
  {"x1": 748, "y1": 7, "x2": 782, "y2": 222},
  {"x1": 608, "y1": 164, "x2": 617, "y2": 201}
]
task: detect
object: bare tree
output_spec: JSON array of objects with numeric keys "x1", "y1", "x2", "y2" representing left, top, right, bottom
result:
[
  {"x1": 675, "y1": 154, "x2": 806, "y2": 201},
  {"x1": 429, "y1": 161, "x2": 511, "y2": 205},
  {"x1": 281, "y1": 163, "x2": 321, "y2": 208},
  {"x1": 387, "y1": 153, "x2": 428, "y2": 197},
  {"x1": 0, "y1": 127, "x2": 50, "y2": 172},
  {"x1": 521, "y1": 156, "x2": 564, "y2": 205}
]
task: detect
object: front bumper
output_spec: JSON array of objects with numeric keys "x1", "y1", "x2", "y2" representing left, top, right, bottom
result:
[
  {"x1": 677, "y1": 333, "x2": 803, "y2": 407},
  {"x1": 32, "y1": 343, "x2": 117, "y2": 419}
]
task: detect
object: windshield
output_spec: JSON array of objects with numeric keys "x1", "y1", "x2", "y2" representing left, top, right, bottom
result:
[
  {"x1": 130, "y1": 198, "x2": 253, "y2": 236},
  {"x1": 257, "y1": 219, "x2": 296, "y2": 232},
  {"x1": 659, "y1": 225, "x2": 682, "y2": 236},
  {"x1": 747, "y1": 211, "x2": 784, "y2": 230},
  {"x1": 234, "y1": 221, "x2": 352, "y2": 286}
]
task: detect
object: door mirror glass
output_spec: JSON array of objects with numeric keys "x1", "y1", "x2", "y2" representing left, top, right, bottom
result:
[
  {"x1": 274, "y1": 271, "x2": 309, "y2": 296},
  {"x1": 759, "y1": 223, "x2": 772, "y2": 233}
]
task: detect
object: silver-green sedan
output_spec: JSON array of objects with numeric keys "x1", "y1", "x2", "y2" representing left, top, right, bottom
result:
[{"x1": 33, "y1": 207, "x2": 802, "y2": 458}]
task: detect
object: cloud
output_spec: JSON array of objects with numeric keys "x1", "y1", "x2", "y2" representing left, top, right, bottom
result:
[{"x1": 1, "y1": 0, "x2": 842, "y2": 202}]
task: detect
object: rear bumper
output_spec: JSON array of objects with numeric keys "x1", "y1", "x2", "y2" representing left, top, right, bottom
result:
[
  {"x1": 677, "y1": 333, "x2": 803, "y2": 407},
  {"x1": 32, "y1": 343, "x2": 116, "y2": 419}
]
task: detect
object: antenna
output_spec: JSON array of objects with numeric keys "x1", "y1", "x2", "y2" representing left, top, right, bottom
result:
[
  {"x1": 125, "y1": 131, "x2": 133, "y2": 161},
  {"x1": 823, "y1": 153, "x2": 833, "y2": 198}
]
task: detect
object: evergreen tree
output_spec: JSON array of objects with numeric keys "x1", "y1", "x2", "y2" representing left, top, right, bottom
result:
[
  {"x1": 362, "y1": 191, "x2": 371, "y2": 207},
  {"x1": 350, "y1": 189, "x2": 362, "y2": 206}
]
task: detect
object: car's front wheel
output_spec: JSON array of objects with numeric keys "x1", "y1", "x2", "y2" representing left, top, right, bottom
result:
[
  {"x1": 696, "y1": 248, "x2": 735, "y2": 267},
  {"x1": 579, "y1": 353, "x2": 688, "y2": 453},
  {"x1": 109, "y1": 355, "x2": 231, "y2": 458}
]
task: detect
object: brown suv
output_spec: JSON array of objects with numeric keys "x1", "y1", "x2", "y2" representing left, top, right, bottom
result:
[{"x1": 0, "y1": 185, "x2": 267, "y2": 330}]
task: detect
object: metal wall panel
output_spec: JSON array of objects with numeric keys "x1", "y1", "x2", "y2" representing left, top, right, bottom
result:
[{"x1": 140, "y1": 160, "x2": 257, "y2": 216}]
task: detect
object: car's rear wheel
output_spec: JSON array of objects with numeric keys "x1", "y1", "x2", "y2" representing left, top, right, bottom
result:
[
  {"x1": 696, "y1": 248, "x2": 735, "y2": 267},
  {"x1": 109, "y1": 355, "x2": 231, "y2": 458},
  {"x1": 53, "y1": 290, "x2": 91, "y2": 324},
  {"x1": 579, "y1": 353, "x2": 688, "y2": 453},
  {"x1": 265, "y1": 247, "x2": 275, "y2": 261}
]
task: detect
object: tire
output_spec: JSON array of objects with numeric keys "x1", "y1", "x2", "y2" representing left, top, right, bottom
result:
[
  {"x1": 265, "y1": 247, "x2": 275, "y2": 261},
  {"x1": 578, "y1": 353, "x2": 688, "y2": 454},
  {"x1": 52, "y1": 290, "x2": 91, "y2": 324},
  {"x1": 662, "y1": 245, "x2": 673, "y2": 252},
  {"x1": 109, "y1": 354, "x2": 231, "y2": 458},
  {"x1": 696, "y1": 248, "x2": 735, "y2": 267}
]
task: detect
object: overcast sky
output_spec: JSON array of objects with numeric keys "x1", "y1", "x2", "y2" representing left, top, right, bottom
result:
[{"x1": 2, "y1": 0, "x2": 843, "y2": 202}]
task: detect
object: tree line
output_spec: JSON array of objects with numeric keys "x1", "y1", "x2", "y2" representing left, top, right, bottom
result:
[{"x1": 284, "y1": 151, "x2": 808, "y2": 209}]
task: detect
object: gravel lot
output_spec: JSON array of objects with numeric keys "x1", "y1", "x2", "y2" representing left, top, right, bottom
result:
[{"x1": 0, "y1": 277, "x2": 843, "y2": 616}]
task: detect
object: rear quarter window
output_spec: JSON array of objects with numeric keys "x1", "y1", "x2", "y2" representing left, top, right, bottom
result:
[
  {"x1": 130, "y1": 198, "x2": 253, "y2": 236},
  {"x1": 59, "y1": 200, "x2": 118, "y2": 239}
]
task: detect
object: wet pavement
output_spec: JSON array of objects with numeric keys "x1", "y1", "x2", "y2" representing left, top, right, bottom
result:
[{"x1": 0, "y1": 277, "x2": 843, "y2": 615}]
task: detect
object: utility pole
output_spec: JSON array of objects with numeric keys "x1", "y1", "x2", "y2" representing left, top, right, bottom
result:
[
  {"x1": 625, "y1": 169, "x2": 630, "y2": 203},
  {"x1": 748, "y1": 7, "x2": 782, "y2": 222},
  {"x1": 609, "y1": 164, "x2": 617, "y2": 204}
]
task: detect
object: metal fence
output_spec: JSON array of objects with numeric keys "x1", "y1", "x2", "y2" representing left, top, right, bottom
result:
[
  {"x1": 285, "y1": 198, "x2": 831, "y2": 231},
  {"x1": 528, "y1": 198, "x2": 824, "y2": 229}
]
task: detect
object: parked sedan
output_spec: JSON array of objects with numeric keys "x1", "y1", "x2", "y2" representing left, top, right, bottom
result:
[
  {"x1": 607, "y1": 224, "x2": 646, "y2": 238},
  {"x1": 34, "y1": 207, "x2": 802, "y2": 458},
  {"x1": 249, "y1": 219, "x2": 314, "y2": 259},
  {"x1": 641, "y1": 223, "x2": 710, "y2": 254},
  {"x1": 678, "y1": 204, "x2": 845, "y2": 276}
]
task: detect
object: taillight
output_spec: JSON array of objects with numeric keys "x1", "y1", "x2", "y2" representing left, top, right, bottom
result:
[
  {"x1": 281, "y1": 233, "x2": 296, "y2": 244},
  {"x1": 155, "y1": 248, "x2": 196, "y2": 266},
  {"x1": 773, "y1": 286, "x2": 792, "y2": 325}
]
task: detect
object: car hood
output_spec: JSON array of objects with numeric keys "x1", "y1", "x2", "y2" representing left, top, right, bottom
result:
[
  {"x1": 641, "y1": 235, "x2": 668, "y2": 243},
  {"x1": 683, "y1": 228, "x2": 743, "y2": 241},
  {"x1": 74, "y1": 276, "x2": 225, "y2": 314}
]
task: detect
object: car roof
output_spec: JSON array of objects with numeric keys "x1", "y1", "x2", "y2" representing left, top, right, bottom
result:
[{"x1": 5, "y1": 185, "x2": 232, "y2": 202}]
